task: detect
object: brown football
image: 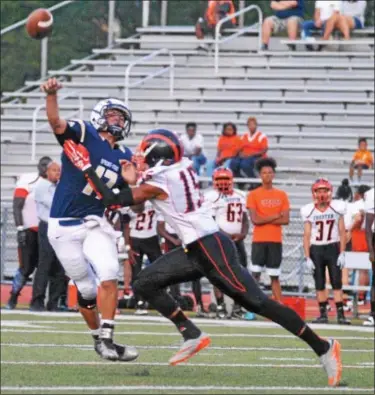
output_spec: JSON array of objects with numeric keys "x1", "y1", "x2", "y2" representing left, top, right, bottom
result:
[{"x1": 26, "y1": 8, "x2": 53, "y2": 39}]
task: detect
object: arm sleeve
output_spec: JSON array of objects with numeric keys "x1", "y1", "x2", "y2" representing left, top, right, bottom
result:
[
  {"x1": 13, "y1": 197, "x2": 26, "y2": 227},
  {"x1": 55, "y1": 120, "x2": 86, "y2": 146}
]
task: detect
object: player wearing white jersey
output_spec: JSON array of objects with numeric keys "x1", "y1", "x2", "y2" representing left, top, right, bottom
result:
[
  {"x1": 63, "y1": 130, "x2": 343, "y2": 387},
  {"x1": 363, "y1": 187, "x2": 375, "y2": 326},
  {"x1": 301, "y1": 179, "x2": 350, "y2": 325},
  {"x1": 203, "y1": 167, "x2": 249, "y2": 319},
  {"x1": 121, "y1": 201, "x2": 161, "y2": 315}
]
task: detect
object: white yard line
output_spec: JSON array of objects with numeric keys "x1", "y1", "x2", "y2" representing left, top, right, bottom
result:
[
  {"x1": 1, "y1": 328, "x2": 372, "y2": 340},
  {"x1": 0, "y1": 385, "x2": 373, "y2": 392},
  {"x1": 1, "y1": 343, "x2": 373, "y2": 353},
  {"x1": 1, "y1": 361, "x2": 373, "y2": 369},
  {"x1": 1, "y1": 310, "x2": 373, "y2": 333}
]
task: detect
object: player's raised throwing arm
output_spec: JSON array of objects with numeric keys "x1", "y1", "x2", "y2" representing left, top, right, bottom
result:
[
  {"x1": 63, "y1": 140, "x2": 167, "y2": 207},
  {"x1": 40, "y1": 78, "x2": 67, "y2": 135}
]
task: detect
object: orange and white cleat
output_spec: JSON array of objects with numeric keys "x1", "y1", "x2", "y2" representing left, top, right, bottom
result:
[
  {"x1": 169, "y1": 332, "x2": 211, "y2": 366},
  {"x1": 319, "y1": 339, "x2": 342, "y2": 387}
]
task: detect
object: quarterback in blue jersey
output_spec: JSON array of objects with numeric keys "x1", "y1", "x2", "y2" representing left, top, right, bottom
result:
[{"x1": 41, "y1": 77, "x2": 138, "y2": 362}]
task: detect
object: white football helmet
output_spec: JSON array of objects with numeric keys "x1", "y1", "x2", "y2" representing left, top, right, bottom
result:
[{"x1": 90, "y1": 98, "x2": 132, "y2": 140}]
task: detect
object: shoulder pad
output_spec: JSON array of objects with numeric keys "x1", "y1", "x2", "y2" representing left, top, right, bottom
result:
[
  {"x1": 331, "y1": 199, "x2": 346, "y2": 215},
  {"x1": 300, "y1": 202, "x2": 314, "y2": 219}
]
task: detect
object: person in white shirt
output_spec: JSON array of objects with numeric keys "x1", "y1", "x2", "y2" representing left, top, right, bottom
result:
[
  {"x1": 301, "y1": 1, "x2": 341, "y2": 43},
  {"x1": 180, "y1": 122, "x2": 206, "y2": 175},
  {"x1": 337, "y1": 0, "x2": 366, "y2": 39},
  {"x1": 30, "y1": 161, "x2": 66, "y2": 312},
  {"x1": 5, "y1": 156, "x2": 52, "y2": 310}
]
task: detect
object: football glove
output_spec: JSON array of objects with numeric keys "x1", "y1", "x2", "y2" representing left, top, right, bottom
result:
[
  {"x1": 63, "y1": 140, "x2": 92, "y2": 171},
  {"x1": 337, "y1": 252, "x2": 346, "y2": 269},
  {"x1": 304, "y1": 257, "x2": 315, "y2": 274},
  {"x1": 17, "y1": 229, "x2": 27, "y2": 247}
]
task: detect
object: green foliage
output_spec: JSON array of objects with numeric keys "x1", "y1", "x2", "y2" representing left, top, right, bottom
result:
[{"x1": 1, "y1": 0, "x2": 374, "y2": 93}]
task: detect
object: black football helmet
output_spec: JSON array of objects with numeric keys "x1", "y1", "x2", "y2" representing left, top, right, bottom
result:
[{"x1": 139, "y1": 129, "x2": 184, "y2": 168}]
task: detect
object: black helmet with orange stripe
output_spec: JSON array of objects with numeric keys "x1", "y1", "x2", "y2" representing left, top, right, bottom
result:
[{"x1": 139, "y1": 129, "x2": 184, "y2": 168}]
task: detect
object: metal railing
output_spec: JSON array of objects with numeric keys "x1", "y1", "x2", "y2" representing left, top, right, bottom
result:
[
  {"x1": 124, "y1": 48, "x2": 175, "y2": 106},
  {"x1": 1, "y1": 0, "x2": 117, "y2": 80},
  {"x1": 31, "y1": 92, "x2": 83, "y2": 161},
  {"x1": 214, "y1": 4, "x2": 263, "y2": 73}
]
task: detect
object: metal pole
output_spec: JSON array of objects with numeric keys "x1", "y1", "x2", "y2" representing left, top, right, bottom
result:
[
  {"x1": 161, "y1": 0, "x2": 168, "y2": 26},
  {"x1": 107, "y1": 0, "x2": 116, "y2": 47},
  {"x1": 40, "y1": 37, "x2": 48, "y2": 80},
  {"x1": 0, "y1": 207, "x2": 8, "y2": 282},
  {"x1": 142, "y1": 0, "x2": 150, "y2": 28},
  {"x1": 239, "y1": 0, "x2": 245, "y2": 28}
]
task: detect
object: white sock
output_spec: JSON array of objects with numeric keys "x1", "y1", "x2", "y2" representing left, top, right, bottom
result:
[
  {"x1": 91, "y1": 328, "x2": 100, "y2": 337},
  {"x1": 101, "y1": 319, "x2": 115, "y2": 327}
]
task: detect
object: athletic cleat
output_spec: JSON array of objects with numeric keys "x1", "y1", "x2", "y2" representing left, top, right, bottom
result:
[
  {"x1": 319, "y1": 339, "x2": 342, "y2": 387},
  {"x1": 216, "y1": 304, "x2": 227, "y2": 319},
  {"x1": 94, "y1": 338, "x2": 119, "y2": 361},
  {"x1": 134, "y1": 301, "x2": 148, "y2": 316},
  {"x1": 312, "y1": 315, "x2": 328, "y2": 324},
  {"x1": 363, "y1": 316, "x2": 375, "y2": 327},
  {"x1": 169, "y1": 332, "x2": 211, "y2": 366},
  {"x1": 337, "y1": 316, "x2": 351, "y2": 325},
  {"x1": 5, "y1": 293, "x2": 18, "y2": 310},
  {"x1": 114, "y1": 343, "x2": 139, "y2": 362}
]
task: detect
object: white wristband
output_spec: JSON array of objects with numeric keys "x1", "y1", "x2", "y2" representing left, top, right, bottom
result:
[
  {"x1": 17, "y1": 226, "x2": 25, "y2": 231},
  {"x1": 125, "y1": 245, "x2": 131, "y2": 252}
]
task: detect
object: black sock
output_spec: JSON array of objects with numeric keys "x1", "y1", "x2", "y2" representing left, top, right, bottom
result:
[
  {"x1": 299, "y1": 325, "x2": 330, "y2": 356},
  {"x1": 336, "y1": 302, "x2": 344, "y2": 316},
  {"x1": 319, "y1": 302, "x2": 327, "y2": 316},
  {"x1": 170, "y1": 310, "x2": 201, "y2": 341},
  {"x1": 371, "y1": 301, "x2": 375, "y2": 317},
  {"x1": 216, "y1": 296, "x2": 224, "y2": 306}
]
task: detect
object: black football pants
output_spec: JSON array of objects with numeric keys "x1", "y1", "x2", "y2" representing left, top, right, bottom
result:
[{"x1": 133, "y1": 231, "x2": 307, "y2": 337}]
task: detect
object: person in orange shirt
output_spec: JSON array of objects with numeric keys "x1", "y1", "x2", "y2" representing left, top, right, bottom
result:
[
  {"x1": 246, "y1": 158, "x2": 290, "y2": 302},
  {"x1": 206, "y1": 122, "x2": 242, "y2": 177},
  {"x1": 230, "y1": 117, "x2": 269, "y2": 179},
  {"x1": 349, "y1": 137, "x2": 374, "y2": 182},
  {"x1": 195, "y1": 0, "x2": 236, "y2": 39}
]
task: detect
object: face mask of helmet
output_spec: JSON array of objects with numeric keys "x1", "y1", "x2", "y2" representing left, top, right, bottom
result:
[
  {"x1": 214, "y1": 177, "x2": 233, "y2": 194},
  {"x1": 95, "y1": 105, "x2": 131, "y2": 141}
]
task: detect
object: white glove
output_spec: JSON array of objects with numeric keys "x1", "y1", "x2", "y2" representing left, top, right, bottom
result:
[
  {"x1": 337, "y1": 252, "x2": 346, "y2": 269},
  {"x1": 117, "y1": 236, "x2": 125, "y2": 253},
  {"x1": 304, "y1": 257, "x2": 315, "y2": 274}
]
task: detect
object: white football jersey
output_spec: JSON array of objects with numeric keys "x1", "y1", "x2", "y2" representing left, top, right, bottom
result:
[
  {"x1": 156, "y1": 212, "x2": 177, "y2": 235},
  {"x1": 364, "y1": 187, "x2": 375, "y2": 232},
  {"x1": 15, "y1": 172, "x2": 40, "y2": 229},
  {"x1": 300, "y1": 200, "x2": 346, "y2": 245},
  {"x1": 203, "y1": 188, "x2": 247, "y2": 235},
  {"x1": 344, "y1": 200, "x2": 365, "y2": 231},
  {"x1": 140, "y1": 158, "x2": 219, "y2": 245},
  {"x1": 123, "y1": 201, "x2": 158, "y2": 239}
]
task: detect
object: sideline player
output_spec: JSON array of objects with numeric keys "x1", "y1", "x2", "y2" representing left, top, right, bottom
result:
[
  {"x1": 63, "y1": 130, "x2": 343, "y2": 387},
  {"x1": 122, "y1": 201, "x2": 162, "y2": 315},
  {"x1": 301, "y1": 179, "x2": 351, "y2": 325},
  {"x1": 41, "y1": 78, "x2": 138, "y2": 362},
  {"x1": 204, "y1": 167, "x2": 249, "y2": 319},
  {"x1": 363, "y1": 186, "x2": 375, "y2": 326}
]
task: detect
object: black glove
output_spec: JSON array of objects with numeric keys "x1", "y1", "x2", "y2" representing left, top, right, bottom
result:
[{"x1": 17, "y1": 230, "x2": 27, "y2": 247}]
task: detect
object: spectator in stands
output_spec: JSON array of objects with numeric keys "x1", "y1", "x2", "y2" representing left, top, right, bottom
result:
[
  {"x1": 30, "y1": 161, "x2": 66, "y2": 312},
  {"x1": 5, "y1": 156, "x2": 52, "y2": 310},
  {"x1": 230, "y1": 117, "x2": 269, "y2": 180},
  {"x1": 336, "y1": 178, "x2": 353, "y2": 202},
  {"x1": 301, "y1": 1, "x2": 341, "y2": 49},
  {"x1": 337, "y1": 1, "x2": 367, "y2": 38},
  {"x1": 180, "y1": 122, "x2": 207, "y2": 175},
  {"x1": 349, "y1": 137, "x2": 374, "y2": 182},
  {"x1": 195, "y1": 0, "x2": 236, "y2": 39},
  {"x1": 261, "y1": 0, "x2": 305, "y2": 51},
  {"x1": 206, "y1": 122, "x2": 242, "y2": 178}
]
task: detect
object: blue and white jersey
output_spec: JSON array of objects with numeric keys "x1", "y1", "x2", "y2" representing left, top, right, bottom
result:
[{"x1": 50, "y1": 120, "x2": 132, "y2": 218}]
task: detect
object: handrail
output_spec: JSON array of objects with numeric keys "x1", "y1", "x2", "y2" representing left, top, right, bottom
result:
[
  {"x1": 0, "y1": 0, "x2": 75, "y2": 35},
  {"x1": 214, "y1": 4, "x2": 263, "y2": 73},
  {"x1": 31, "y1": 91, "x2": 83, "y2": 161},
  {"x1": 124, "y1": 48, "x2": 174, "y2": 105}
]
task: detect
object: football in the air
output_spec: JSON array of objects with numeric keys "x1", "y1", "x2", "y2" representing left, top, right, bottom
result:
[{"x1": 26, "y1": 8, "x2": 53, "y2": 39}]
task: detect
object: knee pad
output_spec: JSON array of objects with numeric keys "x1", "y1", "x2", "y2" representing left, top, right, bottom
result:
[{"x1": 77, "y1": 291, "x2": 97, "y2": 310}]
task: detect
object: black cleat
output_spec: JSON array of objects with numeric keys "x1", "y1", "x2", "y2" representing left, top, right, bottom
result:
[
  {"x1": 337, "y1": 316, "x2": 351, "y2": 325},
  {"x1": 216, "y1": 303, "x2": 227, "y2": 319},
  {"x1": 94, "y1": 338, "x2": 119, "y2": 361},
  {"x1": 312, "y1": 315, "x2": 329, "y2": 324},
  {"x1": 5, "y1": 293, "x2": 18, "y2": 310}
]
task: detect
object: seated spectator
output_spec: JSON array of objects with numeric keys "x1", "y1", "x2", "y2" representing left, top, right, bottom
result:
[
  {"x1": 195, "y1": 0, "x2": 236, "y2": 39},
  {"x1": 180, "y1": 122, "x2": 207, "y2": 175},
  {"x1": 206, "y1": 122, "x2": 242, "y2": 178},
  {"x1": 229, "y1": 117, "x2": 268, "y2": 179},
  {"x1": 301, "y1": 1, "x2": 341, "y2": 48},
  {"x1": 261, "y1": 0, "x2": 305, "y2": 51},
  {"x1": 349, "y1": 137, "x2": 374, "y2": 182},
  {"x1": 336, "y1": 178, "x2": 353, "y2": 202},
  {"x1": 321, "y1": 0, "x2": 366, "y2": 41}
]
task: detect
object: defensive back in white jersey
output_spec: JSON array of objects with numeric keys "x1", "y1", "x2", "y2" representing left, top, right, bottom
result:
[
  {"x1": 203, "y1": 188, "x2": 247, "y2": 235},
  {"x1": 300, "y1": 200, "x2": 346, "y2": 245},
  {"x1": 140, "y1": 158, "x2": 219, "y2": 245},
  {"x1": 122, "y1": 201, "x2": 157, "y2": 239},
  {"x1": 364, "y1": 187, "x2": 375, "y2": 232}
]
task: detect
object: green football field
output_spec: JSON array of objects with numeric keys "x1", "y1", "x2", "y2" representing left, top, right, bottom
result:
[{"x1": 1, "y1": 310, "x2": 374, "y2": 394}]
